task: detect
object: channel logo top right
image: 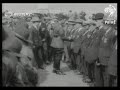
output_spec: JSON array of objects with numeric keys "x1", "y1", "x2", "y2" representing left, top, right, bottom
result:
[{"x1": 104, "y1": 4, "x2": 117, "y2": 25}]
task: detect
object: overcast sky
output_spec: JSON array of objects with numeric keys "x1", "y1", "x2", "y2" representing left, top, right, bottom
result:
[{"x1": 2, "y1": 3, "x2": 117, "y2": 16}]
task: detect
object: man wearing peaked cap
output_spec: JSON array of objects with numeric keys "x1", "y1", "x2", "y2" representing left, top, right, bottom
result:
[
  {"x1": 50, "y1": 20, "x2": 73, "y2": 75},
  {"x1": 29, "y1": 16, "x2": 45, "y2": 69},
  {"x1": 94, "y1": 16, "x2": 117, "y2": 86}
]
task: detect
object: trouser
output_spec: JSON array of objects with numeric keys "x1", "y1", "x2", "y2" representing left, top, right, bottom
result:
[
  {"x1": 64, "y1": 44, "x2": 70, "y2": 62},
  {"x1": 87, "y1": 62, "x2": 95, "y2": 82},
  {"x1": 77, "y1": 51, "x2": 83, "y2": 73},
  {"x1": 47, "y1": 45, "x2": 52, "y2": 62},
  {"x1": 70, "y1": 50, "x2": 78, "y2": 70},
  {"x1": 33, "y1": 46, "x2": 43, "y2": 68},
  {"x1": 109, "y1": 75, "x2": 117, "y2": 87},
  {"x1": 48, "y1": 46, "x2": 55, "y2": 62},
  {"x1": 80, "y1": 55, "x2": 88, "y2": 76},
  {"x1": 76, "y1": 49, "x2": 81, "y2": 70},
  {"x1": 42, "y1": 42, "x2": 49, "y2": 64},
  {"x1": 53, "y1": 48, "x2": 64, "y2": 71},
  {"x1": 94, "y1": 64, "x2": 109, "y2": 87}
]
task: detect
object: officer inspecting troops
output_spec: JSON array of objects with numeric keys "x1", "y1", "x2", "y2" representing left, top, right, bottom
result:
[{"x1": 50, "y1": 18, "x2": 73, "y2": 75}]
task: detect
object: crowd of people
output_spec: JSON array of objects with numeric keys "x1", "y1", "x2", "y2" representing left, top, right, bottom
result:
[{"x1": 2, "y1": 10, "x2": 117, "y2": 87}]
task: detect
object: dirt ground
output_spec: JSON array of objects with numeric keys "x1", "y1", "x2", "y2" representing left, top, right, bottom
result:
[{"x1": 37, "y1": 62, "x2": 89, "y2": 87}]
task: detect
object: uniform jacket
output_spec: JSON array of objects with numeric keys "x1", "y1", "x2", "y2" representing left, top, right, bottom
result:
[
  {"x1": 51, "y1": 36, "x2": 64, "y2": 49},
  {"x1": 50, "y1": 22, "x2": 73, "y2": 49},
  {"x1": 84, "y1": 27, "x2": 101, "y2": 63},
  {"x1": 82, "y1": 30, "x2": 96, "y2": 63},
  {"x1": 108, "y1": 39, "x2": 117, "y2": 76},
  {"x1": 98, "y1": 26, "x2": 116, "y2": 65},
  {"x1": 29, "y1": 25, "x2": 42, "y2": 47},
  {"x1": 50, "y1": 22, "x2": 65, "y2": 49},
  {"x1": 39, "y1": 22, "x2": 50, "y2": 41}
]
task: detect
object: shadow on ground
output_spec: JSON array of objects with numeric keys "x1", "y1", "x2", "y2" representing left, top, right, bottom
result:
[
  {"x1": 61, "y1": 66, "x2": 71, "y2": 72},
  {"x1": 37, "y1": 69, "x2": 49, "y2": 86}
]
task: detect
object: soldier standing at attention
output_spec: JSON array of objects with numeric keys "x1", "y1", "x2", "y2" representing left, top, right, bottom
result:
[
  {"x1": 108, "y1": 33, "x2": 117, "y2": 87},
  {"x1": 107, "y1": 21, "x2": 117, "y2": 87},
  {"x1": 95, "y1": 16, "x2": 116, "y2": 87}
]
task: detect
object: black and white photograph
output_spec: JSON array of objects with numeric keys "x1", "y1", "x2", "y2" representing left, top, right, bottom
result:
[{"x1": 2, "y1": 3, "x2": 117, "y2": 87}]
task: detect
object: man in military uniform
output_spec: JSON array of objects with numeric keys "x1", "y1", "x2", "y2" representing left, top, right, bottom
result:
[
  {"x1": 39, "y1": 19, "x2": 50, "y2": 65},
  {"x1": 80, "y1": 23, "x2": 95, "y2": 83},
  {"x1": 75, "y1": 23, "x2": 90, "y2": 76},
  {"x1": 29, "y1": 16, "x2": 44, "y2": 69},
  {"x1": 64, "y1": 20, "x2": 76, "y2": 68},
  {"x1": 108, "y1": 32, "x2": 117, "y2": 86},
  {"x1": 50, "y1": 19, "x2": 73, "y2": 75},
  {"x1": 62, "y1": 21, "x2": 70, "y2": 63},
  {"x1": 94, "y1": 15, "x2": 116, "y2": 86},
  {"x1": 107, "y1": 21, "x2": 117, "y2": 87},
  {"x1": 69, "y1": 19, "x2": 83, "y2": 70}
]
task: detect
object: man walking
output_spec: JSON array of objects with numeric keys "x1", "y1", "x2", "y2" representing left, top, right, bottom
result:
[{"x1": 50, "y1": 19, "x2": 73, "y2": 75}]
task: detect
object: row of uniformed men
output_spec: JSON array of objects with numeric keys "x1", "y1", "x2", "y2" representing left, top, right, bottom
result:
[{"x1": 61, "y1": 17, "x2": 117, "y2": 87}]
